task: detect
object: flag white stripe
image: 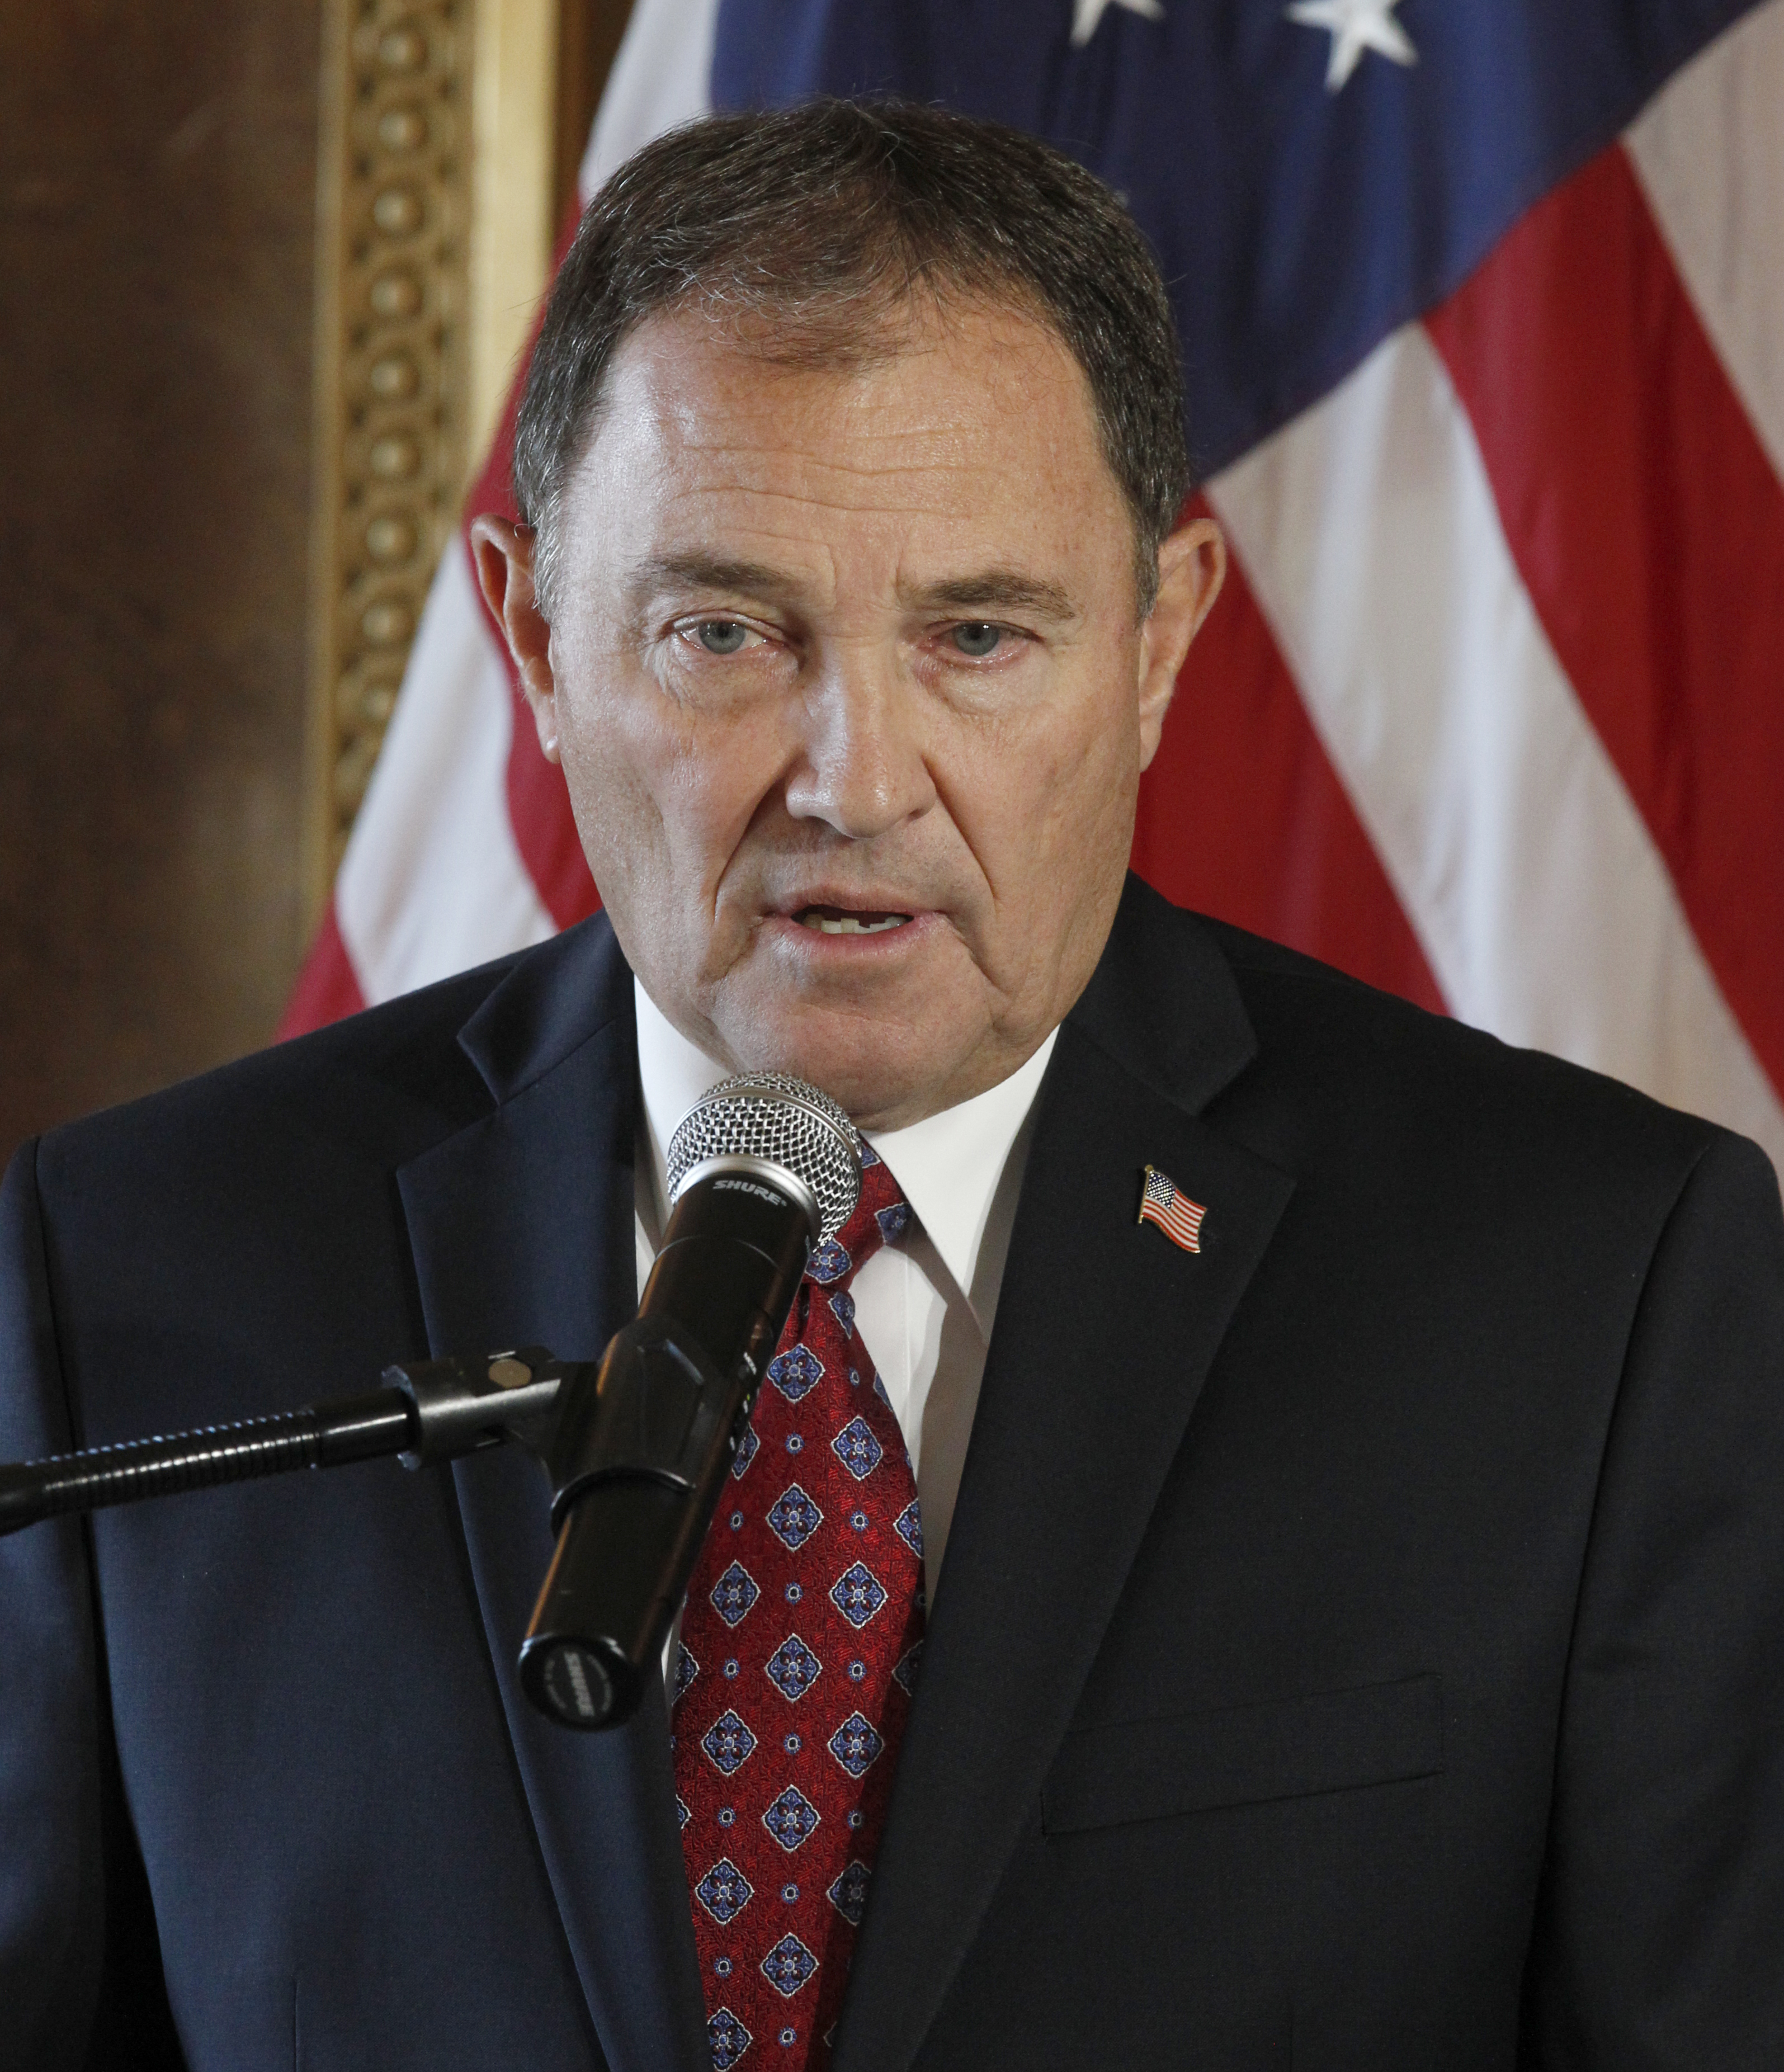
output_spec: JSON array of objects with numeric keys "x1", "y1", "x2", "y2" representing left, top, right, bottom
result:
[
  {"x1": 577, "y1": 0, "x2": 719, "y2": 206},
  {"x1": 1625, "y1": 0, "x2": 1784, "y2": 485},
  {"x1": 1209, "y1": 323, "x2": 1784, "y2": 1173},
  {"x1": 336, "y1": 544, "x2": 555, "y2": 1005}
]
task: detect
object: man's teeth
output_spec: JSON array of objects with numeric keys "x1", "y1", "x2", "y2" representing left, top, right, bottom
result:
[{"x1": 796, "y1": 908, "x2": 910, "y2": 935}]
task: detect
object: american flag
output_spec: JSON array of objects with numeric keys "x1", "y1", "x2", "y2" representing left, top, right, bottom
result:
[
  {"x1": 1138, "y1": 1166, "x2": 1207, "y2": 1255},
  {"x1": 281, "y1": 0, "x2": 1784, "y2": 1191}
]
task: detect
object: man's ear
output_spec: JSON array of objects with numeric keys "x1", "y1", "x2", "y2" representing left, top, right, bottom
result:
[
  {"x1": 469, "y1": 515, "x2": 560, "y2": 763},
  {"x1": 1135, "y1": 515, "x2": 1226, "y2": 772}
]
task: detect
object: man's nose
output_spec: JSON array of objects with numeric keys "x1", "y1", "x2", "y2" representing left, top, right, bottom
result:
[{"x1": 782, "y1": 648, "x2": 937, "y2": 839}]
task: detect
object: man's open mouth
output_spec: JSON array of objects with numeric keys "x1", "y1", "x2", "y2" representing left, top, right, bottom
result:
[{"x1": 794, "y1": 905, "x2": 912, "y2": 936}]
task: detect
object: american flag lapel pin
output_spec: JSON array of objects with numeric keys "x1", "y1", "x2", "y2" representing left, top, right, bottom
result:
[{"x1": 1138, "y1": 1164, "x2": 1206, "y2": 1254}]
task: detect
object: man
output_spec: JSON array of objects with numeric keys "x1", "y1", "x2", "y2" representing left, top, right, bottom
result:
[{"x1": 2, "y1": 100, "x2": 1781, "y2": 2071}]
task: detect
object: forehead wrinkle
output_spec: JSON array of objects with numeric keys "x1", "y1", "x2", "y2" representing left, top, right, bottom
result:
[
  {"x1": 666, "y1": 447, "x2": 1007, "y2": 511},
  {"x1": 659, "y1": 396, "x2": 1011, "y2": 470}
]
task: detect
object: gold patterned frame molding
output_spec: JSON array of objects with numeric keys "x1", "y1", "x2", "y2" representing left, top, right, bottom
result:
[{"x1": 304, "y1": 0, "x2": 617, "y2": 925}]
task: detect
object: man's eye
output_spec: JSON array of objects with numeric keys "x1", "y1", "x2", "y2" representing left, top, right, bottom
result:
[
  {"x1": 950, "y1": 622, "x2": 1002, "y2": 658},
  {"x1": 692, "y1": 620, "x2": 750, "y2": 655}
]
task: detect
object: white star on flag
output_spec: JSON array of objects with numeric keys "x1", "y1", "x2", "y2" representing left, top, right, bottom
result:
[
  {"x1": 1287, "y1": 0, "x2": 1417, "y2": 91},
  {"x1": 1071, "y1": 0, "x2": 1165, "y2": 49}
]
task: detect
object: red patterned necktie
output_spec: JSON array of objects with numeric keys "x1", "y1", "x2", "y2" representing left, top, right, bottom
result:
[{"x1": 673, "y1": 1147, "x2": 923, "y2": 2070}]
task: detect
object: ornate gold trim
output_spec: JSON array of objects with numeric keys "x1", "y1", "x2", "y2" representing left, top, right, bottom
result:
[
  {"x1": 307, "y1": 1, "x2": 573, "y2": 932},
  {"x1": 306, "y1": 0, "x2": 475, "y2": 922},
  {"x1": 469, "y1": 0, "x2": 560, "y2": 470},
  {"x1": 305, "y1": 2, "x2": 621, "y2": 929}
]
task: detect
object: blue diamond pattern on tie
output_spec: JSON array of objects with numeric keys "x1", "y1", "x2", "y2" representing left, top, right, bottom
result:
[
  {"x1": 765, "y1": 1633, "x2": 823, "y2": 1702},
  {"x1": 828, "y1": 1712, "x2": 885, "y2": 1778},
  {"x1": 829, "y1": 1562, "x2": 886, "y2": 1629},
  {"x1": 702, "y1": 1711, "x2": 758, "y2": 1777},
  {"x1": 673, "y1": 1642, "x2": 699, "y2": 1703},
  {"x1": 710, "y1": 1561, "x2": 760, "y2": 1627},
  {"x1": 731, "y1": 1422, "x2": 761, "y2": 1478},
  {"x1": 676, "y1": 1149, "x2": 923, "y2": 2072},
  {"x1": 893, "y1": 1499, "x2": 923, "y2": 1559},
  {"x1": 676, "y1": 1794, "x2": 691, "y2": 1830},
  {"x1": 874, "y1": 1202, "x2": 911, "y2": 1245},
  {"x1": 695, "y1": 1858, "x2": 755, "y2": 1925},
  {"x1": 891, "y1": 1641, "x2": 923, "y2": 1696},
  {"x1": 768, "y1": 1344, "x2": 825, "y2": 1402},
  {"x1": 827, "y1": 1859, "x2": 871, "y2": 1927},
  {"x1": 766, "y1": 1483, "x2": 824, "y2": 1551},
  {"x1": 830, "y1": 1415, "x2": 883, "y2": 1480},
  {"x1": 709, "y1": 2009, "x2": 752, "y2": 2070},
  {"x1": 806, "y1": 1238, "x2": 851, "y2": 1284},
  {"x1": 762, "y1": 1784, "x2": 822, "y2": 1852},
  {"x1": 761, "y1": 1932, "x2": 819, "y2": 1998}
]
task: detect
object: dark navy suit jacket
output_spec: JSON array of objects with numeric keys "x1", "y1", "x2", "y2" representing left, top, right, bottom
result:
[{"x1": 3, "y1": 880, "x2": 1782, "y2": 2070}]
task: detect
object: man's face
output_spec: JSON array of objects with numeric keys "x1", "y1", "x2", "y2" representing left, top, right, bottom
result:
[{"x1": 477, "y1": 301, "x2": 1221, "y2": 1129}]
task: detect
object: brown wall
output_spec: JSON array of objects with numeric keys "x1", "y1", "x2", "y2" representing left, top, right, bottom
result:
[
  {"x1": 0, "y1": 2, "x2": 633, "y2": 1173},
  {"x1": 0, "y1": 1, "x2": 322, "y2": 1167}
]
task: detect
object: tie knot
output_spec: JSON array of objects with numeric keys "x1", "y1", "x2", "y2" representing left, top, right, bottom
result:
[{"x1": 804, "y1": 1149, "x2": 910, "y2": 1292}]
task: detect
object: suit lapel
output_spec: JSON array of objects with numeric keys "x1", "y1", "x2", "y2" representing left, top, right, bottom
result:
[
  {"x1": 395, "y1": 918, "x2": 709, "y2": 2072},
  {"x1": 834, "y1": 882, "x2": 1296, "y2": 2072}
]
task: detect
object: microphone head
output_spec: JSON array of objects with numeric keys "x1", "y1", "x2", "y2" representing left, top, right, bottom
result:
[{"x1": 666, "y1": 1072, "x2": 863, "y2": 1245}]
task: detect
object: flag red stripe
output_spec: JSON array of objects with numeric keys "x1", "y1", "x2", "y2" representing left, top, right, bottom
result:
[
  {"x1": 1140, "y1": 1198, "x2": 1202, "y2": 1250},
  {"x1": 1427, "y1": 142, "x2": 1784, "y2": 1100},
  {"x1": 1134, "y1": 513, "x2": 1447, "y2": 1014},
  {"x1": 276, "y1": 896, "x2": 365, "y2": 1039}
]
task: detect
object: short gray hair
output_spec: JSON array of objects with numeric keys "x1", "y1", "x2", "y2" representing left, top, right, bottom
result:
[{"x1": 512, "y1": 99, "x2": 1191, "y2": 620}]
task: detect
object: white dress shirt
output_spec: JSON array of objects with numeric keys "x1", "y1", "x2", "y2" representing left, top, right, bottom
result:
[{"x1": 633, "y1": 978, "x2": 1055, "y2": 1596}]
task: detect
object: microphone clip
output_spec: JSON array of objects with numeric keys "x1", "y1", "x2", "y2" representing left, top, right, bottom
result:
[{"x1": 384, "y1": 1346, "x2": 581, "y2": 1470}]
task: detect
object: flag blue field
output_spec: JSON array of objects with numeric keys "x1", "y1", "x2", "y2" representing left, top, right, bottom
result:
[{"x1": 713, "y1": 0, "x2": 1753, "y2": 471}]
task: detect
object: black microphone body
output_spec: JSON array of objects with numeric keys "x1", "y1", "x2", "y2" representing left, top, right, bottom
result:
[{"x1": 519, "y1": 1160, "x2": 818, "y2": 1729}]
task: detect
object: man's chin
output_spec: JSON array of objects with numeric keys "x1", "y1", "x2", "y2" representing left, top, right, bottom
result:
[
  {"x1": 714, "y1": 1004, "x2": 975, "y2": 1132},
  {"x1": 762, "y1": 1050, "x2": 955, "y2": 1135}
]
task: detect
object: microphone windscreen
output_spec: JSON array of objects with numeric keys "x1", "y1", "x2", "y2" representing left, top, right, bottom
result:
[{"x1": 666, "y1": 1072, "x2": 862, "y2": 1243}]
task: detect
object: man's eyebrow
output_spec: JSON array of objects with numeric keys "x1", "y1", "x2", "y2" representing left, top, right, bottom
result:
[
  {"x1": 621, "y1": 555, "x2": 1077, "y2": 622},
  {"x1": 624, "y1": 553, "x2": 802, "y2": 608},
  {"x1": 905, "y1": 570, "x2": 1077, "y2": 620}
]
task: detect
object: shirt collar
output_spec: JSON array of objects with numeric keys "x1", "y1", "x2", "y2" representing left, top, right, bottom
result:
[{"x1": 632, "y1": 975, "x2": 1055, "y2": 1298}]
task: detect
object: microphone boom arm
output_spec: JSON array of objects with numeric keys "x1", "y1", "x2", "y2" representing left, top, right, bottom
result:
[
  {"x1": 0, "y1": 1072, "x2": 865, "y2": 1743},
  {"x1": 0, "y1": 1348, "x2": 579, "y2": 1541}
]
